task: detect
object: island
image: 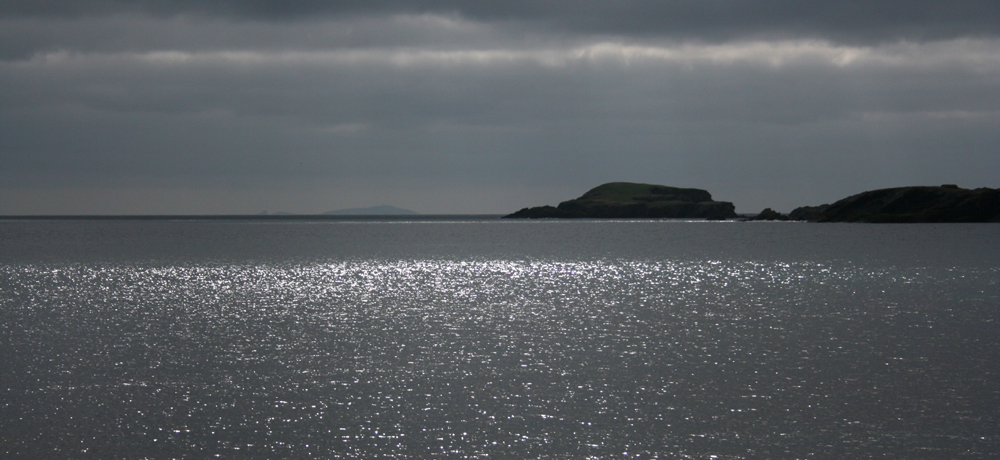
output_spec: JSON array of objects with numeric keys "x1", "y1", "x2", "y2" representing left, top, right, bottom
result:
[
  {"x1": 503, "y1": 182, "x2": 737, "y2": 219},
  {"x1": 744, "y1": 185, "x2": 1000, "y2": 223},
  {"x1": 787, "y1": 185, "x2": 1000, "y2": 223},
  {"x1": 323, "y1": 205, "x2": 418, "y2": 215}
]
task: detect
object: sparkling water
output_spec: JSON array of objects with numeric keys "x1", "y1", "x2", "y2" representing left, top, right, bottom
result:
[{"x1": 2, "y1": 218, "x2": 998, "y2": 459}]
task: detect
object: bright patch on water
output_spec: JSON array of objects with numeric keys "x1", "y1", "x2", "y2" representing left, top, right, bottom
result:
[{"x1": 2, "y1": 255, "x2": 998, "y2": 458}]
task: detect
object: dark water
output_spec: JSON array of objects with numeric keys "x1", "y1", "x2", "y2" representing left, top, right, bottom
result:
[{"x1": 1, "y1": 218, "x2": 998, "y2": 459}]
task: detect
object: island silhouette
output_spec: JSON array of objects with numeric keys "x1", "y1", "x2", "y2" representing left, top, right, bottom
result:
[
  {"x1": 506, "y1": 183, "x2": 1000, "y2": 223},
  {"x1": 784, "y1": 185, "x2": 1000, "y2": 223},
  {"x1": 323, "y1": 205, "x2": 418, "y2": 215},
  {"x1": 503, "y1": 182, "x2": 736, "y2": 219}
]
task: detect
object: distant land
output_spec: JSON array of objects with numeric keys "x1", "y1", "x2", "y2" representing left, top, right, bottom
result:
[
  {"x1": 503, "y1": 182, "x2": 737, "y2": 219},
  {"x1": 789, "y1": 185, "x2": 1000, "y2": 222},
  {"x1": 748, "y1": 185, "x2": 1000, "y2": 223},
  {"x1": 506, "y1": 182, "x2": 1000, "y2": 223},
  {"x1": 323, "y1": 205, "x2": 418, "y2": 215}
]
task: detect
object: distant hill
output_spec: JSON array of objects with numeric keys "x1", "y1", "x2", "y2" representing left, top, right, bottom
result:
[
  {"x1": 787, "y1": 185, "x2": 1000, "y2": 223},
  {"x1": 504, "y1": 182, "x2": 737, "y2": 219},
  {"x1": 323, "y1": 205, "x2": 418, "y2": 215}
]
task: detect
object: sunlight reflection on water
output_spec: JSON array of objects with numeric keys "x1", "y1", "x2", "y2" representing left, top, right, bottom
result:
[{"x1": 3, "y1": 257, "x2": 999, "y2": 458}]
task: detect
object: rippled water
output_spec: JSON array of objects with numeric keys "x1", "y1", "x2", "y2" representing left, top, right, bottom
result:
[{"x1": 1, "y1": 218, "x2": 998, "y2": 459}]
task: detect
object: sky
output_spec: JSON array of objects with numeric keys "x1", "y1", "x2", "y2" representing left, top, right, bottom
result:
[{"x1": 2, "y1": 1, "x2": 999, "y2": 215}]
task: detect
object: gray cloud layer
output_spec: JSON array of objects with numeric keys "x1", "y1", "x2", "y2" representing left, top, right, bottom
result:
[
  {"x1": 5, "y1": 0, "x2": 1000, "y2": 43},
  {"x1": 2, "y1": 1, "x2": 999, "y2": 214}
]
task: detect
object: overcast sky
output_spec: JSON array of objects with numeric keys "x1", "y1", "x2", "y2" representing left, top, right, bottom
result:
[{"x1": 3, "y1": 1, "x2": 999, "y2": 214}]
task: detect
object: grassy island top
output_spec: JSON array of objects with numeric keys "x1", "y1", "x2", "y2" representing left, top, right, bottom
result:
[
  {"x1": 504, "y1": 182, "x2": 735, "y2": 218},
  {"x1": 576, "y1": 182, "x2": 714, "y2": 203}
]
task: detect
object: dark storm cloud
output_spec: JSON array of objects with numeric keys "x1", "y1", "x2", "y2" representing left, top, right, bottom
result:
[
  {"x1": 5, "y1": 37, "x2": 999, "y2": 210},
  {"x1": 2, "y1": 1, "x2": 999, "y2": 214},
  {"x1": 4, "y1": 0, "x2": 1000, "y2": 43}
]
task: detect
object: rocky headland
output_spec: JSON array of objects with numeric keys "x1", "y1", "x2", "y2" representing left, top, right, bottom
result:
[
  {"x1": 745, "y1": 208, "x2": 793, "y2": 221},
  {"x1": 503, "y1": 182, "x2": 737, "y2": 219},
  {"x1": 749, "y1": 185, "x2": 1000, "y2": 223}
]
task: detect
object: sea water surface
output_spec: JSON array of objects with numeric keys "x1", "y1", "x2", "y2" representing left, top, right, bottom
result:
[{"x1": 1, "y1": 217, "x2": 998, "y2": 459}]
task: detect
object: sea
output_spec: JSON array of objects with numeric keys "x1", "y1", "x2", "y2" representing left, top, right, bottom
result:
[{"x1": 1, "y1": 217, "x2": 998, "y2": 459}]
